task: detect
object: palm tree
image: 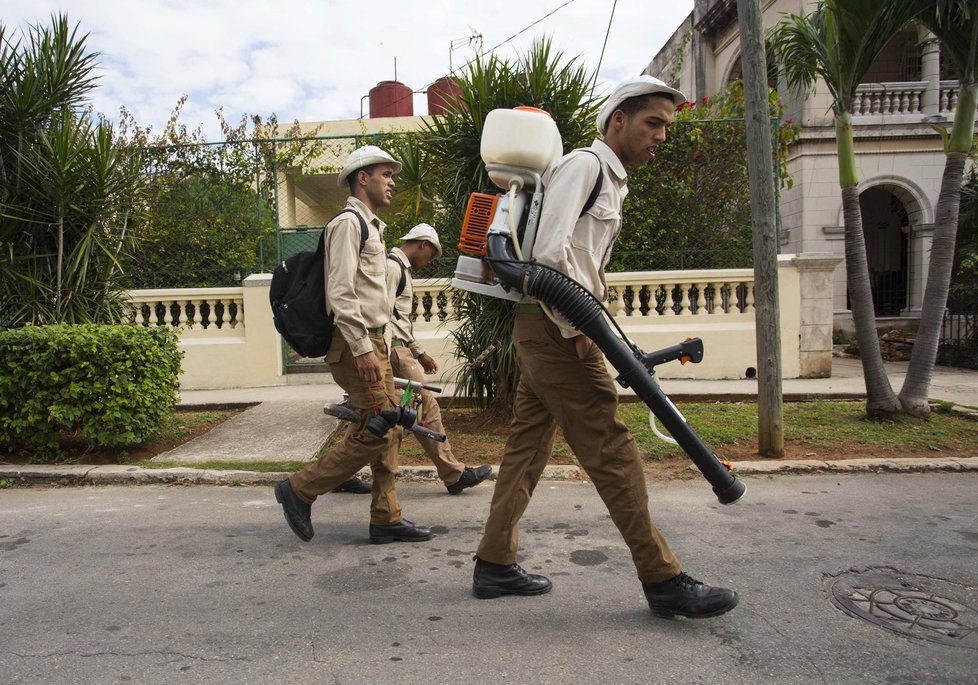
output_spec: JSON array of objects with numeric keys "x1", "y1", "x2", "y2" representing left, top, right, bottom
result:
[
  {"x1": 769, "y1": 0, "x2": 919, "y2": 419},
  {"x1": 0, "y1": 14, "x2": 146, "y2": 327},
  {"x1": 897, "y1": 0, "x2": 977, "y2": 416},
  {"x1": 420, "y1": 37, "x2": 602, "y2": 414}
]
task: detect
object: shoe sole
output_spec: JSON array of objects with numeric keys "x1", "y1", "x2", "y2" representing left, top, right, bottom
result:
[
  {"x1": 274, "y1": 482, "x2": 312, "y2": 542},
  {"x1": 650, "y1": 596, "x2": 739, "y2": 619},
  {"x1": 369, "y1": 533, "x2": 433, "y2": 545},
  {"x1": 472, "y1": 583, "x2": 554, "y2": 600}
]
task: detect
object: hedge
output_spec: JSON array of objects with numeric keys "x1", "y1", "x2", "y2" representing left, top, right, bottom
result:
[{"x1": 0, "y1": 324, "x2": 182, "y2": 456}]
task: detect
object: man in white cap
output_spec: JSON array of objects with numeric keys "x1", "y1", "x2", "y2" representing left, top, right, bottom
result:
[
  {"x1": 472, "y1": 75, "x2": 739, "y2": 619},
  {"x1": 384, "y1": 223, "x2": 492, "y2": 495},
  {"x1": 275, "y1": 145, "x2": 434, "y2": 545}
]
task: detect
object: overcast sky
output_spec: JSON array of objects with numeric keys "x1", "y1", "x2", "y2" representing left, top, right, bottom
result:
[{"x1": 5, "y1": 0, "x2": 694, "y2": 139}]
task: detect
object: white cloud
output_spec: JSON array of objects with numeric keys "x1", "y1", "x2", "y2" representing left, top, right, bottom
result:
[{"x1": 5, "y1": 0, "x2": 694, "y2": 138}]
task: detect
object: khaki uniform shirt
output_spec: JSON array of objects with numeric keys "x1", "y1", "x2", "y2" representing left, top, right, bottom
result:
[
  {"x1": 324, "y1": 196, "x2": 390, "y2": 357},
  {"x1": 386, "y1": 246, "x2": 424, "y2": 359},
  {"x1": 532, "y1": 139, "x2": 628, "y2": 337}
]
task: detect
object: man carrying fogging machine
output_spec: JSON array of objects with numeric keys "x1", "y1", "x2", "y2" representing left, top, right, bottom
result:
[{"x1": 455, "y1": 76, "x2": 743, "y2": 619}]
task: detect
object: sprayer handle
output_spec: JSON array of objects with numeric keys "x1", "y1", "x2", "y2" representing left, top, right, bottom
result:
[{"x1": 409, "y1": 424, "x2": 447, "y2": 443}]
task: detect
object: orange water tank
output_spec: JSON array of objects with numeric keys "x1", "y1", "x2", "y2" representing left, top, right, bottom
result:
[
  {"x1": 369, "y1": 80, "x2": 413, "y2": 118},
  {"x1": 427, "y1": 76, "x2": 462, "y2": 115}
]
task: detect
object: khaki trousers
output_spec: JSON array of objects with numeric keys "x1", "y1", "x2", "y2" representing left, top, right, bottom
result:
[
  {"x1": 476, "y1": 311, "x2": 683, "y2": 583},
  {"x1": 289, "y1": 331, "x2": 402, "y2": 526},
  {"x1": 387, "y1": 345, "x2": 465, "y2": 486}
]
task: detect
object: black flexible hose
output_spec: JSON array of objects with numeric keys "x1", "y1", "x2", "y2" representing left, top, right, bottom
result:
[{"x1": 486, "y1": 233, "x2": 745, "y2": 504}]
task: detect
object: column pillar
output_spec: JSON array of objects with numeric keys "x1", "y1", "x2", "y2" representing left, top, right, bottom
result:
[{"x1": 918, "y1": 27, "x2": 941, "y2": 118}]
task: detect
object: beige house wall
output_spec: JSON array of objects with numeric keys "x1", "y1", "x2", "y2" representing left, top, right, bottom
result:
[{"x1": 276, "y1": 116, "x2": 428, "y2": 228}]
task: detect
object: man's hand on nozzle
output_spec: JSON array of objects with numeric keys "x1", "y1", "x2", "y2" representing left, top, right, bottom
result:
[
  {"x1": 355, "y1": 350, "x2": 384, "y2": 383},
  {"x1": 418, "y1": 352, "x2": 438, "y2": 375},
  {"x1": 575, "y1": 335, "x2": 594, "y2": 361}
]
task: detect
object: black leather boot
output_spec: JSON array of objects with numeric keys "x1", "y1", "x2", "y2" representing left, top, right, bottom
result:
[
  {"x1": 274, "y1": 479, "x2": 313, "y2": 542},
  {"x1": 447, "y1": 465, "x2": 493, "y2": 495},
  {"x1": 472, "y1": 557, "x2": 553, "y2": 599},
  {"x1": 642, "y1": 572, "x2": 738, "y2": 618},
  {"x1": 368, "y1": 519, "x2": 433, "y2": 544}
]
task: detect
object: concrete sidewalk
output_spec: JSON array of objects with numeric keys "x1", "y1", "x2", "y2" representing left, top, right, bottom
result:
[{"x1": 3, "y1": 356, "x2": 976, "y2": 487}]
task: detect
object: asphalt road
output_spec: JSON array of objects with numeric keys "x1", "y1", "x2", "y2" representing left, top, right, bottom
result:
[{"x1": 1, "y1": 473, "x2": 976, "y2": 685}]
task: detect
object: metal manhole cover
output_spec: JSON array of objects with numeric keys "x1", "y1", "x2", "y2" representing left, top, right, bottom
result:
[{"x1": 827, "y1": 568, "x2": 978, "y2": 648}]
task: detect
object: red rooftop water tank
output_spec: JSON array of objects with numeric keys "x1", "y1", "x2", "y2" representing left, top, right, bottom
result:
[
  {"x1": 369, "y1": 80, "x2": 413, "y2": 118},
  {"x1": 427, "y1": 76, "x2": 462, "y2": 115}
]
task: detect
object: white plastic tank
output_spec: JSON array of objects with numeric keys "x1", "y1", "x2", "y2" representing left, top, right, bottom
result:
[{"x1": 481, "y1": 107, "x2": 563, "y2": 189}]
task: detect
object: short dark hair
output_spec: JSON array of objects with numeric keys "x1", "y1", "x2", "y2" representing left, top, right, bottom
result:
[
  {"x1": 346, "y1": 164, "x2": 378, "y2": 193},
  {"x1": 616, "y1": 91, "x2": 676, "y2": 120}
]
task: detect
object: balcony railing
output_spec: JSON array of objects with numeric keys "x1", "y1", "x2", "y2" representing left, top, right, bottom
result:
[
  {"x1": 853, "y1": 79, "x2": 962, "y2": 118},
  {"x1": 126, "y1": 287, "x2": 244, "y2": 338}
]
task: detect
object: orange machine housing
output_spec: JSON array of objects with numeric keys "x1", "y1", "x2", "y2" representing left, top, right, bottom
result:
[{"x1": 458, "y1": 192, "x2": 500, "y2": 256}]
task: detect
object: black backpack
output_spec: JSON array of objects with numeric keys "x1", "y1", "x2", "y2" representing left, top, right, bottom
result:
[{"x1": 269, "y1": 209, "x2": 368, "y2": 358}]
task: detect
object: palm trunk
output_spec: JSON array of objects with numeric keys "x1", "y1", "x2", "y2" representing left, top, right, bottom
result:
[
  {"x1": 836, "y1": 114, "x2": 900, "y2": 418},
  {"x1": 55, "y1": 214, "x2": 64, "y2": 322},
  {"x1": 899, "y1": 82, "x2": 978, "y2": 416}
]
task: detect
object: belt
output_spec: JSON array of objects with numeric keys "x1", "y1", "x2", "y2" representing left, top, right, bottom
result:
[
  {"x1": 367, "y1": 325, "x2": 386, "y2": 335},
  {"x1": 517, "y1": 302, "x2": 543, "y2": 315},
  {"x1": 391, "y1": 339, "x2": 408, "y2": 348}
]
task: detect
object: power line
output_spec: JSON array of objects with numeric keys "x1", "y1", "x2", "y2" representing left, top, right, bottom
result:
[
  {"x1": 362, "y1": 0, "x2": 581, "y2": 118},
  {"x1": 590, "y1": 0, "x2": 619, "y2": 100},
  {"x1": 482, "y1": 0, "x2": 578, "y2": 56}
]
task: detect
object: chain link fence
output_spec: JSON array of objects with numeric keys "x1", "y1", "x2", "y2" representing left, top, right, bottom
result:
[{"x1": 119, "y1": 119, "x2": 771, "y2": 291}]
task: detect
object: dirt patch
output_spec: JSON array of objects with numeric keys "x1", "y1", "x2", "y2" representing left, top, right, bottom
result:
[
  {"x1": 399, "y1": 408, "x2": 977, "y2": 482},
  {"x1": 0, "y1": 409, "x2": 242, "y2": 466}
]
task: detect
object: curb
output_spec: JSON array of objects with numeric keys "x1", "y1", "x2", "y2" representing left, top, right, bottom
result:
[
  {"x1": 3, "y1": 459, "x2": 977, "y2": 487},
  {"x1": 0, "y1": 464, "x2": 583, "y2": 487}
]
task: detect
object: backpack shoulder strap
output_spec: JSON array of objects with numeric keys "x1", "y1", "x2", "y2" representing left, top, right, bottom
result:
[
  {"x1": 320, "y1": 208, "x2": 369, "y2": 255},
  {"x1": 388, "y1": 252, "x2": 407, "y2": 297},
  {"x1": 576, "y1": 149, "x2": 604, "y2": 217},
  {"x1": 387, "y1": 252, "x2": 408, "y2": 320}
]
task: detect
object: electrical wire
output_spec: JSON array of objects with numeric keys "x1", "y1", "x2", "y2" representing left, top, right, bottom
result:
[
  {"x1": 482, "y1": 0, "x2": 578, "y2": 56},
  {"x1": 589, "y1": 0, "x2": 619, "y2": 100},
  {"x1": 364, "y1": 0, "x2": 580, "y2": 118}
]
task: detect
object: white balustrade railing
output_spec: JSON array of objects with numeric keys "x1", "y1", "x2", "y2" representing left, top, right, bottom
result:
[
  {"x1": 121, "y1": 257, "x2": 838, "y2": 386},
  {"x1": 854, "y1": 81, "x2": 927, "y2": 116},
  {"x1": 126, "y1": 287, "x2": 245, "y2": 336},
  {"x1": 409, "y1": 268, "x2": 756, "y2": 324},
  {"x1": 852, "y1": 80, "x2": 971, "y2": 119},
  {"x1": 939, "y1": 80, "x2": 960, "y2": 114}
]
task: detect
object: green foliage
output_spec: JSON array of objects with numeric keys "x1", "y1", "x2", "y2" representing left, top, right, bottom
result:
[
  {"x1": 0, "y1": 324, "x2": 182, "y2": 457},
  {"x1": 1, "y1": 15, "x2": 147, "y2": 327},
  {"x1": 418, "y1": 37, "x2": 602, "y2": 411},
  {"x1": 117, "y1": 100, "x2": 330, "y2": 288},
  {"x1": 617, "y1": 81, "x2": 799, "y2": 271}
]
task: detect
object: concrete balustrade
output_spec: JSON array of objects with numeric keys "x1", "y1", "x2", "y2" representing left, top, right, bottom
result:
[{"x1": 124, "y1": 254, "x2": 840, "y2": 390}]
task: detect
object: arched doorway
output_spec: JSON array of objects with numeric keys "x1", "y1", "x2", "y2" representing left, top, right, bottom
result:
[{"x1": 859, "y1": 187, "x2": 909, "y2": 316}]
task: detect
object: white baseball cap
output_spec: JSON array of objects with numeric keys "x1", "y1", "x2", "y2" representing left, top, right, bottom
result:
[
  {"x1": 336, "y1": 145, "x2": 402, "y2": 187},
  {"x1": 400, "y1": 223, "x2": 443, "y2": 258},
  {"x1": 596, "y1": 75, "x2": 687, "y2": 135}
]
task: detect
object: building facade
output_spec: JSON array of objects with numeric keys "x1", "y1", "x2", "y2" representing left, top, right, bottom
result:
[{"x1": 646, "y1": 0, "x2": 974, "y2": 329}]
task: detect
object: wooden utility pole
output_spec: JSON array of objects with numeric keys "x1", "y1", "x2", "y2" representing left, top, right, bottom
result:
[{"x1": 736, "y1": 0, "x2": 784, "y2": 456}]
